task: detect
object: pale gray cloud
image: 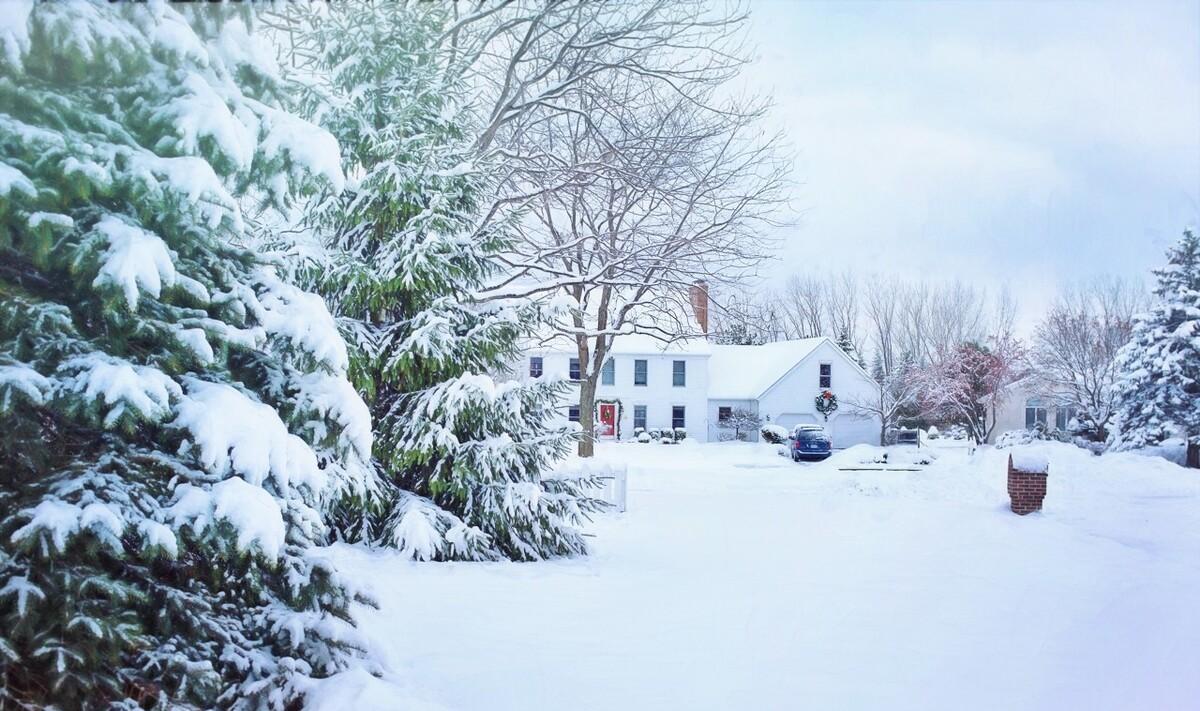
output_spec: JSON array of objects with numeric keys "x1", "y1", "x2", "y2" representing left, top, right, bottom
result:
[{"x1": 741, "y1": 0, "x2": 1200, "y2": 329}]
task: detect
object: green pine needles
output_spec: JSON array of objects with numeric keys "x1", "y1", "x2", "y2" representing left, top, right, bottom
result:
[
  {"x1": 1, "y1": 5, "x2": 373, "y2": 708},
  {"x1": 288, "y1": 2, "x2": 604, "y2": 561}
]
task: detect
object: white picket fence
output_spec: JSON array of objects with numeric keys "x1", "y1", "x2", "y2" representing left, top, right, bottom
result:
[{"x1": 546, "y1": 458, "x2": 628, "y2": 513}]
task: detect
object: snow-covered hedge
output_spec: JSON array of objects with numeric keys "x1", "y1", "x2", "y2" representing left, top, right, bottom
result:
[{"x1": 760, "y1": 424, "x2": 789, "y2": 444}]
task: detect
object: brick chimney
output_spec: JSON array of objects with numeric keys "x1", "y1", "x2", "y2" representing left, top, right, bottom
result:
[{"x1": 689, "y1": 280, "x2": 709, "y2": 336}]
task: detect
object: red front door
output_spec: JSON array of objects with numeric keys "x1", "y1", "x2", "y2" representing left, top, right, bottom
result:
[{"x1": 598, "y1": 404, "x2": 616, "y2": 438}]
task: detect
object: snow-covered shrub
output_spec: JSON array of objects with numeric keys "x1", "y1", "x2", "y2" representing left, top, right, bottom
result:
[
  {"x1": 996, "y1": 424, "x2": 1069, "y2": 449},
  {"x1": 660, "y1": 436, "x2": 675, "y2": 445},
  {"x1": 290, "y1": 2, "x2": 602, "y2": 560},
  {"x1": 633, "y1": 427, "x2": 645, "y2": 438},
  {"x1": 636, "y1": 432, "x2": 651, "y2": 443},
  {"x1": 0, "y1": 6, "x2": 372, "y2": 708},
  {"x1": 674, "y1": 427, "x2": 688, "y2": 442},
  {"x1": 761, "y1": 424, "x2": 789, "y2": 444}
]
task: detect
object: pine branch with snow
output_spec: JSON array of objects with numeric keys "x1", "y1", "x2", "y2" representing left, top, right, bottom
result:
[
  {"x1": 0, "y1": 5, "x2": 373, "y2": 708},
  {"x1": 282, "y1": 3, "x2": 601, "y2": 561}
]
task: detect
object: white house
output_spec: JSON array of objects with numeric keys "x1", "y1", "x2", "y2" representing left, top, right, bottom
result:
[
  {"x1": 991, "y1": 381, "x2": 1079, "y2": 442},
  {"x1": 707, "y1": 338, "x2": 880, "y2": 446},
  {"x1": 519, "y1": 335, "x2": 882, "y2": 447}
]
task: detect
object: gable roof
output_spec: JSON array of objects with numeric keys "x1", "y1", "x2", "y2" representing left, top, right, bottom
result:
[{"x1": 707, "y1": 338, "x2": 828, "y2": 400}]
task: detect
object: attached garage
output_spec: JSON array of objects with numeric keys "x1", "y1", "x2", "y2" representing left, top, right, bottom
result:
[
  {"x1": 775, "y1": 413, "x2": 818, "y2": 430},
  {"x1": 828, "y1": 413, "x2": 879, "y2": 448}
]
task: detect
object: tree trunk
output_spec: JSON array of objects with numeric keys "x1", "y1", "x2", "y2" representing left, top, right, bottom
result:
[
  {"x1": 577, "y1": 377, "x2": 597, "y2": 458},
  {"x1": 1187, "y1": 440, "x2": 1200, "y2": 469}
]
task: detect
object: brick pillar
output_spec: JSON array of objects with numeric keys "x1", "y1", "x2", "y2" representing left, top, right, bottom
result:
[{"x1": 1007, "y1": 454, "x2": 1047, "y2": 515}]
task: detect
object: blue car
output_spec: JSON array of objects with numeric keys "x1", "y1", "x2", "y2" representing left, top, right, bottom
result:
[{"x1": 790, "y1": 425, "x2": 832, "y2": 461}]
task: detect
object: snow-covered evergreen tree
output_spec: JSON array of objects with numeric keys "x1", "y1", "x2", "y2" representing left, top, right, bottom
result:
[
  {"x1": 1112, "y1": 229, "x2": 1200, "y2": 462},
  {"x1": 283, "y1": 3, "x2": 601, "y2": 561},
  {"x1": 0, "y1": 5, "x2": 374, "y2": 707}
]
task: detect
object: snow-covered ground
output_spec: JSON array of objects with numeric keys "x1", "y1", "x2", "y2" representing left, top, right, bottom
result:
[{"x1": 322, "y1": 440, "x2": 1200, "y2": 711}]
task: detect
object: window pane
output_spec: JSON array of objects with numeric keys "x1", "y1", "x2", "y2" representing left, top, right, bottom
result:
[
  {"x1": 634, "y1": 359, "x2": 647, "y2": 386},
  {"x1": 672, "y1": 405, "x2": 685, "y2": 429},
  {"x1": 569, "y1": 358, "x2": 580, "y2": 381},
  {"x1": 529, "y1": 357, "x2": 543, "y2": 378},
  {"x1": 672, "y1": 360, "x2": 686, "y2": 387},
  {"x1": 601, "y1": 358, "x2": 615, "y2": 386},
  {"x1": 1055, "y1": 408, "x2": 1067, "y2": 430},
  {"x1": 633, "y1": 405, "x2": 647, "y2": 430},
  {"x1": 820, "y1": 363, "x2": 831, "y2": 375},
  {"x1": 718, "y1": 406, "x2": 731, "y2": 422},
  {"x1": 568, "y1": 406, "x2": 580, "y2": 422},
  {"x1": 1025, "y1": 408, "x2": 1036, "y2": 428},
  {"x1": 1037, "y1": 408, "x2": 1047, "y2": 425},
  {"x1": 819, "y1": 363, "x2": 831, "y2": 388}
]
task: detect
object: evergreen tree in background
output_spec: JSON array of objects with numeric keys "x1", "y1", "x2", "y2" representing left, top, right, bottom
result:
[
  {"x1": 1113, "y1": 229, "x2": 1200, "y2": 465},
  {"x1": 284, "y1": 3, "x2": 602, "y2": 561},
  {"x1": 0, "y1": 5, "x2": 374, "y2": 707}
]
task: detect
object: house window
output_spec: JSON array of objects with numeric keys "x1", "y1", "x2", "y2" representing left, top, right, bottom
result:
[
  {"x1": 569, "y1": 357, "x2": 581, "y2": 381},
  {"x1": 1055, "y1": 406, "x2": 1076, "y2": 431},
  {"x1": 529, "y1": 357, "x2": 543, "y2": 378},
  {"x1": 672, "y1": 360, "x2": 686, "y2": 387},
  {"x1": 718, "y1": 406, "x2": 732, "y2": 422},
  {"x1": 634, "y1": 359, "x2": 647, "y2": 386},
  {"x1": 1024, "y1": 398, "x2": 1047, "y2": 428},
  {"x1": 672, "y1": 406, "x2": 686, "y2": 429},
  {"x1": 568, "y1": 405, "x2": 580, "y2": 422},
  {"x1": 633, "y1": 405, "x2": 647, "y2": 430},
  {"x1": 819, "y1": 363, "x2": 832, "y2": 389},
  {"x1": 601, "y1": 358, "x2": 615, "y2": 386}
]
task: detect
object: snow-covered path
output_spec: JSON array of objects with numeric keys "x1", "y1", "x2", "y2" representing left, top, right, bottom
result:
[{"x1": 325, "y1": 442, "x2": 1200, "y2": 711}]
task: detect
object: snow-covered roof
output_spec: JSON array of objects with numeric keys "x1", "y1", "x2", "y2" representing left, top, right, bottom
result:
[
  {"x1": 528, "y1": 332, "x2": 712, "y2": 356},
  {"x1": 707, "y1": 338, "x2": 827, "y2": 400}
]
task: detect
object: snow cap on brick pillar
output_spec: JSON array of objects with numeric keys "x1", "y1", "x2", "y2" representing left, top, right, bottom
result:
[{"x1": 689, "y1": 279, "x2": 709, "y2": 335}]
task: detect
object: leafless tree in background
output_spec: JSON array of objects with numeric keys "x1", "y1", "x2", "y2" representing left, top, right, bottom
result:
[
  {"x1": 446, "y1": 2, "x2": 790, "y2": 455},
  {"x1": 1031, "y1": 277, "x2": 1146, "y2": 441},
  {"x1": 781, "y1": 274, "x2": 826, "y2": 338}
]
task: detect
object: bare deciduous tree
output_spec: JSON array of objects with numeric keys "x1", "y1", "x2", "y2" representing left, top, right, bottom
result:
[{"x1": 1031, "y1": 277, "x2": 1146, "y2": 441}]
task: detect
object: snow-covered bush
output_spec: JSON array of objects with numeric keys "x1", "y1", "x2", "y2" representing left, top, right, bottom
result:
[
  {"x1": 761, "y1": 424, "x2": 789, "y2": 444},
  {"x1": 636, "y1": 432, "x2": 651, "y2": 443},
  {"x1": 674, "y1": 428, "x2": 688, "y2": 442},
  {"x1": 0, "y1": 5, "x2": 371, "y2": 708},
  {"x1": 289, "y1": 2, "x2": 602, "y2": 560},
  {"x1": 996, "y1": 424, "x2": 1070, "y2": 449}
]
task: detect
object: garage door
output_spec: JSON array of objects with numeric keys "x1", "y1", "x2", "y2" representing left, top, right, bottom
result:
[
  {"x1": 829, "y1": 413, "x2": 879, "y2": 448},
  {"x1": 775, "y1": 413, "x2": 818, "y2": 430}
]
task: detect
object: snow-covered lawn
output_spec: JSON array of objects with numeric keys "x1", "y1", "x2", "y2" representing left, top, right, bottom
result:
[{"x1": 323, "y1": 441, "x2": 1200, "y2": 711}]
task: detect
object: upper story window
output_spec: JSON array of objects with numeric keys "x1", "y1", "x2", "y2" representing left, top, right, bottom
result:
[
  {"x1": 601, "y1": 358, "x2": 615, "y2": 386},
  {"x1": 634, "y1": 359, "x2": 648, "y2": 386},
  {"x1": 529, "y1": 356, "x2": 543, "y2": 379},
  {"x1": 672, "y1": 360, "x2": 686, "y2": 387},
  {"x1": 819, "y1": 363, "x2": 832, "y2": 389},
  {"x1": 1025, "y1": 398, "x2": 1047, "y2": 428},
  {"x1": 569, "y1": 357, "x2": 581, "y2": 381}
]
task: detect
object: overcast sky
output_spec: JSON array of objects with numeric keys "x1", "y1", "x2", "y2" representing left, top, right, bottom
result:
[{"x1": 740, "y1": 0, "x2": 1200, "y2": 329}]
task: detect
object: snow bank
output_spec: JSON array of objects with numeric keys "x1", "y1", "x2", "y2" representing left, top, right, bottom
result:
[
  {"x1": 825, "y1": 444, "x2": 937, "y2": 468},
  {"x1": 548, "y1": 457, "x2": 628, "y2": 512}
]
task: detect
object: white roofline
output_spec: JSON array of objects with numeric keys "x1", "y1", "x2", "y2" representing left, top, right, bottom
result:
[{"x1": 756, "y1": 336, "x2": 874, "y2": 401}]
